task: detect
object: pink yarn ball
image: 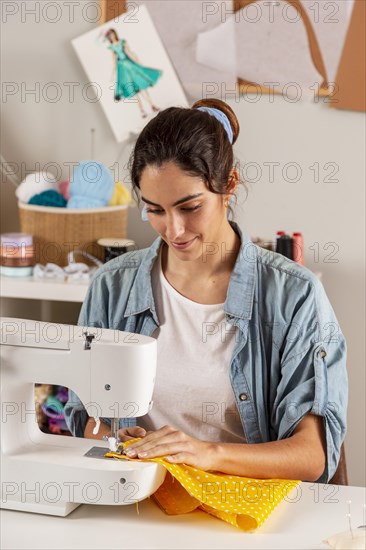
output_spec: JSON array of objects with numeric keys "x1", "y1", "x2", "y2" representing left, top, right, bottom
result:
[{"x1": 58, "y1": 180, "x2": 70, "y2": 201}]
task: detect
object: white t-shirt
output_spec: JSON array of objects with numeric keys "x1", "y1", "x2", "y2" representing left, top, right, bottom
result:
[{"x1": 139, "y1": 247, "x2": 246, "y2": 444}]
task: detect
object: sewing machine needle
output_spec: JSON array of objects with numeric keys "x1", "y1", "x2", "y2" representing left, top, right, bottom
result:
[{"x1": 111, "y1": 418, "x2": 119, "y2": 442}]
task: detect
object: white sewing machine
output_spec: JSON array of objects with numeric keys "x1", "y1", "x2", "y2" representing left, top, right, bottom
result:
[{"x1": 0, "y1": 317, "x2": 166, "y2": 516}]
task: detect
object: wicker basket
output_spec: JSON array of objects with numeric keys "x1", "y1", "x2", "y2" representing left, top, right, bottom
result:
[{"x1": 18, "y1": 202, "x2": 128, "y2": 266}]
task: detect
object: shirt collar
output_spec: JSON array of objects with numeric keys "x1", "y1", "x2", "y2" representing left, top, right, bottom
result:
[
  {"x1": 224, "y1": 221, "x2": 257, "y2": 320},
  {"x1": 124, "y1": 221, "x2": 257, "y2": 323},
  {"x1": 124, "y1": 233, "x2": 162, "y2": 322}
]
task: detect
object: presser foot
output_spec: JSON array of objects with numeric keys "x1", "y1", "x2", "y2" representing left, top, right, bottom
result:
[{"x1": 102, "y1": 435, "x2": 126, "y2": 454}]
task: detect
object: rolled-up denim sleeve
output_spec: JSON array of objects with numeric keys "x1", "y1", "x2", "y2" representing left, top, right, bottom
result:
[{"x1": 271, "y1": 276, "x2": 348, "y2": 483}]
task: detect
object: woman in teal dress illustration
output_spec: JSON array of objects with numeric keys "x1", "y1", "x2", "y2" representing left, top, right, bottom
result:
[{"x1": 105, "y1": 29, "x2": 162, "y2": 118}]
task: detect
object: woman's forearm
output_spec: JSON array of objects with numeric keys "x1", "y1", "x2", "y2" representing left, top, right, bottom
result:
[
  {"x1": 212, "y1": 438, "x2": 321, "y2": 480},
  {"x1": 210, "y1": 415, "x2": 326, "y2": 481}
]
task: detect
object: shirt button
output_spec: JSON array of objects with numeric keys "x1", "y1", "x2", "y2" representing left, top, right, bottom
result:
[
  {"x1": 320, "y1": 350, "x2": 327, "y2": 358},
  {"x1": 239, "y1": 393, "x2": 248, "y2": 401}
]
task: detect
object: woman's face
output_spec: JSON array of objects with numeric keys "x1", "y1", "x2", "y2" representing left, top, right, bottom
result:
[
  {"x1": 107, "y1": 30, "x2": 118, "y2": 43},
  {"x1": 139, "y1": 162, "x2": 230, "y2": 262}
]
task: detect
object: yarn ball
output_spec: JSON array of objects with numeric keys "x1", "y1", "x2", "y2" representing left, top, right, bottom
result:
[
  {"x1": 28, "y1": 190, "x2": 67, "y2": 208},
  {"x1": 109, "y1": 181, "x2": 132, "y2": 206},
  {"x1": 68, "y1": 161, "x2": 114, "y2": 209},
  {"x1": 16, "y1": 172, "x2": 58, "y2": 204},
  {"x1": 58, "y1": 180, "x2": 70, "y2": 200}
]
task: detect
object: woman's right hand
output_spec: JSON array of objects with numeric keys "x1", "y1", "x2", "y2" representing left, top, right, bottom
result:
[{"x1": 117, "y1": 426, "x2": 148, "y2": 442}]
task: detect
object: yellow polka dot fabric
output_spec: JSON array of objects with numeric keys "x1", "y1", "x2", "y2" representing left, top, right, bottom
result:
[{"x1": 105, "y1": 438, "x2": 300, "y2": 531}]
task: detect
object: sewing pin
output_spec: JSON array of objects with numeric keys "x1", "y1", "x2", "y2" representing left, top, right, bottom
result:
[{"x1": 347, "y1": 500, "x2": 354, "y2": 539}]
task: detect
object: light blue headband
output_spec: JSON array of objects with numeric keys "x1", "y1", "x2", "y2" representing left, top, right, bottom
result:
[{"x1": 196, "y1": 106, "x2": 233, "y2": 144}]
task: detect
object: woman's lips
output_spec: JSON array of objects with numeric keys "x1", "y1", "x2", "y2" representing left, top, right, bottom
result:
[{"x1": 170, "y1": 237, "x2": 197, "y2": 250}]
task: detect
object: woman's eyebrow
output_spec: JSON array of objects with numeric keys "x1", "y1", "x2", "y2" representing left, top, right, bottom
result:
[{"x1": 141, "y1": 193, "x2": 204, "y2": 207}]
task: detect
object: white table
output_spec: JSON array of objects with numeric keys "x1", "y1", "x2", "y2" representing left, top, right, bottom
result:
[
  {"x1": 1, "y1": 483, "x2": 365, "y2": 550},
  {"x1": 0, "y1": 276, "x2": 89, "y2": 303}
]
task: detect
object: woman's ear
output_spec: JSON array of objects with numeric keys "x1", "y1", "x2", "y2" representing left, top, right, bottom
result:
[
  {"x1": 227, "y1": 168, "x2": 239, "y2": 194},
  {"x1": 223, "y1": 169, "x2": 239, "y2": 215}
]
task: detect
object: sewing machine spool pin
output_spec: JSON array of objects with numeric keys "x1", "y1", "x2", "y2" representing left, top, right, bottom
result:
[{"x1": 83, "y1": 331, "x2": 95, "y2": 350}]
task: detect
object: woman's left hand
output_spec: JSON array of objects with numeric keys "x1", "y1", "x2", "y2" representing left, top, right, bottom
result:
[{"x1": 123, "y1": 424, "x2": 218, "y2": 471}]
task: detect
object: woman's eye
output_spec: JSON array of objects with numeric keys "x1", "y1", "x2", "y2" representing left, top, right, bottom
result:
[
  {"x1": 146, "y1": 205, "x2": 202, "y2": 215},
  {"x1": 181, "y1": 205, "x2": 202, "y2": 212},
  {"x1": 146, "y1": 208, "x2": 164, "y2": 214}
]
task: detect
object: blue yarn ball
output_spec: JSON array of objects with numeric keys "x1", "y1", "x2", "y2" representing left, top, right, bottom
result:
[
  {"x1": 28, "y1": 190, "x2": 67, "y2": 208},
  {"x1": 68, "y1": 161, "x2": 114, "y2": 209}
]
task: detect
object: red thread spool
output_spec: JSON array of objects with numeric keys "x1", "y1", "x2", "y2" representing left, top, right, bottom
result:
[{"x1": 292, "y1": 232, "x2": 304, "y2": 265}]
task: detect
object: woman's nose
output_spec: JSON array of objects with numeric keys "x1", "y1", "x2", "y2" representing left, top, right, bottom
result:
[{"x1": 164, "y1": 213, "x2": 185, "y2": 241}]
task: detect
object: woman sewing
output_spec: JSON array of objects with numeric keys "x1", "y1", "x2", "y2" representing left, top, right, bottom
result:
[{"x1": 64, "y1": 99, "x2": 347, "y2": 482}]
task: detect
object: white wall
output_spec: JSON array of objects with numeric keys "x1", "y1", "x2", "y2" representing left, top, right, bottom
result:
[{"x1": 1, "y1": 4, "x2": 365, "y2": 485}]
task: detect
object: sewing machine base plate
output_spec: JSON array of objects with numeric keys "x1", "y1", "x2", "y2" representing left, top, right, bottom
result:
[{"x1": 84, "y1": 446, "x2": 111, "y2": 459}]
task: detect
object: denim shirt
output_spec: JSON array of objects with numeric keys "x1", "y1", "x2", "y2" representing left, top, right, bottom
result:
[{"x1": 64, "y1": 222, "x2": 347, "y2": 482}]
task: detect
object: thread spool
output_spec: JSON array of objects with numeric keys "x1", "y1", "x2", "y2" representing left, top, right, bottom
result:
[
  {"x1": 275, "y1": 230, "x2": 285, "y2": 252},
  {"x1": 97, "y1": 238, "x2": 136, "y2": 263},
  {"x1": 292, "y1": 232, "x2": 304, "y2": 265},
  {"x1": 275, "y1": 234, "x2": 294, "y2": 260}
]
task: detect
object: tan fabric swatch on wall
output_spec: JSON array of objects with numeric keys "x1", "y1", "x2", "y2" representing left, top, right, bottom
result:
[
  {"x1": 329, "y1": 0, "x2": 366, "y2": 112},
  {"x1": 99, "y1": 0, "x2": 127, "y2": 24}
]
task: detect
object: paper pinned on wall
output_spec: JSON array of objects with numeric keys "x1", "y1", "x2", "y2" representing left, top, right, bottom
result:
[
  {"x1": 194, "y1": 0, "x2": 353, "y2": 99},
  {"x1": 196, "y1": 1, "x2": 322, "y2": 98},
  {"x1": 196, "y1": 16, "x2": 237, "y2": 78},
  {"x1": 237, "y1": 1, "x2": 323, "y2": 97},
  {"x1": 123, "y1": 1, "x2": 357, "y2": 104},
  {"x1": 72, "y1": 4, "x2": 188, "y2": 142},
  {"x1": 129, "y1": 0, "x2": 238, "y2": 101}
]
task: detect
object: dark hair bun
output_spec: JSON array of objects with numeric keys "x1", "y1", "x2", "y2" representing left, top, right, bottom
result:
[{"x1": 191, "y1": 98, "x2": 240, "y2": 145}]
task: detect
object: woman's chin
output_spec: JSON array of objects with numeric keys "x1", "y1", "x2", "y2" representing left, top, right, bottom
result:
[{"x1": 168, "y1": 237, "x2": 204, "y2": 260}]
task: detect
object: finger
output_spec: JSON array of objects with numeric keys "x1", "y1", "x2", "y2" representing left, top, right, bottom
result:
[
  {"x1": 126, "y1": 441, "x2": 191, "y2": 460},
  {"x1": 125, "y1": 431, "x2": 178, "y2": 455},
  {"x1": 129, "y1": 426, "x2": 146, "y2": 437},
  {"x1": 166, "y1": 453, "x2": 194, "y2": 465},
  {"x1": 117, "y1": 426, "x2": 146, "y2": 442},
  {"x1": 127, "y1": 426, "x2": 175, "y2": 451},
  {"x1": 117, "y1": 429, "x2": 134, "y2": 442}
]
